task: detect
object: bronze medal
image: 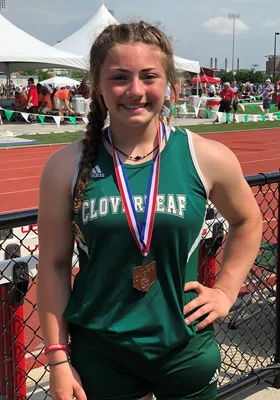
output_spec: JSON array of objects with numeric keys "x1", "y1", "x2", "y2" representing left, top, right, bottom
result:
[{"x1": 133, "y1": 261, "x2": 157, "y2": 292}]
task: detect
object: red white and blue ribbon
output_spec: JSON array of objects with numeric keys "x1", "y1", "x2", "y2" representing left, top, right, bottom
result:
[{"x1": 106, "y1": 122, "x2": 165, "y2": 257}]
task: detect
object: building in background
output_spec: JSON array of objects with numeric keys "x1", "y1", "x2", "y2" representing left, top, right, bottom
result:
[
  {"x1": 0, "y1": 75, "x2": 38, "y2": 88},
  {"x1": 265, "y1": 55, "x2": 280, "y2": 75}
]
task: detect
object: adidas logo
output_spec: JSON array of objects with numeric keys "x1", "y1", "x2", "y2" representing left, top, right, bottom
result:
[
  {"x1": 209, "y1": 369, "x2": 219, "y2": 385},
  {"x1": 91, "y1": 165, "x2": 105, "y2": 178}
]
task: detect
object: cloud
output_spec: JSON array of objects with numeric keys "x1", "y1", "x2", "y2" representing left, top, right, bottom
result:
[
  {"x1": 203, "y1": 17, "x2": 250, "y2": 35},
  {"x1": 3, "y1": 0, "x2": 89, "y2": 27},
  {"x1": 262, "y1": 19, "x2": 280, "y2": 27},
  {"x1": 220, "y1": 8, "x2": 234, "y2": 13}
]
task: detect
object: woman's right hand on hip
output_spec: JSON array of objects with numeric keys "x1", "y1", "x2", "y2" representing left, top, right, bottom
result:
[{"x1": 49, "y1": 363, "x2": 87, "y2": 400}]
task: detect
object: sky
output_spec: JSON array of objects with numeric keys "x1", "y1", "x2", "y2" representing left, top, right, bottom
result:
[{"x1": 1, "y1": 0, "x2": 280, "y2": 71}]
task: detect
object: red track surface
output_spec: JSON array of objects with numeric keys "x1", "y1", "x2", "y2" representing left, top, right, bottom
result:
[
  {"x1": 1, "y1": 128, "x2": 280, "y2": 372},
  {"x1": 1, "y1": 129, "x2": 280, "y2": 214}
]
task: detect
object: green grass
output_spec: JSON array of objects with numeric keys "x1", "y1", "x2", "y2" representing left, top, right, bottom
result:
[
  {"x1": 17, "y1": 121, "x2": 280, "y2": 146},
  {"x1": 20, "y1": 131, "x2": 84, "y2": 144},
  {"x1": 186, "y1": 103, "x2": 277, "y2": 115},
  {"x1": 234, "y1": 104, "x2": 277, "y2": 115},
  {"x1": 182, "y1": 121, "x2": 280, "y2": 134}
]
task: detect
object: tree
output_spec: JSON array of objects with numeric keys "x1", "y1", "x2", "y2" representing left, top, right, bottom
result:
[
  {"x1": 217, "y1": 69, "x2": 234, "y2": 83},
  {"x1": 20, "y1": 70, "x2": 37, "y2": 76},
  {"x1": 37, "y1": 70, "x2": 50, "y2": 81},
  {"x1": 249, "y1": 71, "x2": 264, "y2": 84},
  {"x1": 71, "y1": 70, "x2": 87, "y2": 79},
  {"x1": 235, "y1": 69, "x2": 251, "y2": 83},
  {"x1": 275, "y1": 73, "x2": 280, "y2": 82}
]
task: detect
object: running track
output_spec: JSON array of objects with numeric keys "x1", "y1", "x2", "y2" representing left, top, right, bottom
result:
[
  {"x1": 1, "y1": 128, "x2": 280, "y2": 214},
  {"x1": 1, "y1": 127, "x2": 280, "y2": 372}
]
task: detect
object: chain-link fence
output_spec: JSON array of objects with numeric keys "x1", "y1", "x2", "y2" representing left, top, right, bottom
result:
[{"x1": 0, "y1": 172, "x2": 280, "y2": 399}]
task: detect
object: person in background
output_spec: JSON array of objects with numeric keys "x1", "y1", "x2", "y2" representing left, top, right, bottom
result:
[
  {"x1": 54, "y1": 86, "x2": 75, "y2": 124},
  {"x1": 76, "y1": 79, "x2": 90, "y2": 99},
  {"x1": 214, "y1": 82, "x2": 234, "y2": 123},
  {"x1": 0, "y1": 84, "x2": 5, "y2": 98},
  {"x1": 277, "y1": 81, "x2": 280, "y2": 111},
  {"x1": 38, "y1": 83, "x2": 44, "y2": 109},
  {"x1": 208, "y1": 83, "x2": 216, "y2": 97},
  {"x1": 13, "y1": 91, "x2": 27, "y2": 112},
  {"x1": 163, "y1": 81, "x2": 172, "y2": 124},
  {"x1": 262, "y1": 79, "x2": 274, "y2": 118},
  {"x1": 37, "y1": 87, "x2": 53, "y2": 114},
  {"x1": 231, "y1": 80, "x2": 239, "y2": 123},
  {"x1": 26, "y1": 77, "x2": 39, "y2": 124}
]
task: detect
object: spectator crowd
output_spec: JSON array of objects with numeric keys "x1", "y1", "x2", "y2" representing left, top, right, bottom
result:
[{"x1": 0, "y1": 78, "x2": 90, "y2": 124}]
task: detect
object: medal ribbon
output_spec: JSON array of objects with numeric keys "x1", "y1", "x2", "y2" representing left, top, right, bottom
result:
[{"x1": 106, "y1": 122, "x2": 165, "y2": 257}]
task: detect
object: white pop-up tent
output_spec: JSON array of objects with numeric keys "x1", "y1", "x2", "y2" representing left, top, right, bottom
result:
[
  {"x1": 54, "y1": 4, "x2": 200, "y2": 74},
  {"x1": 39, "y1": 76, "x2": 81, "y2": 87},
  {"x1": 174, "y1": 56, "x2": 200, "y2": 74},
  {"x1": 0, "y1": 14, "x2": 88, "y2": 74},
  {"x1": 54, "y1": 4, "x2": 118, "y2": 58}
]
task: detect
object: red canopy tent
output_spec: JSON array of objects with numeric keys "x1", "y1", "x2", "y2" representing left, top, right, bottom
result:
[{"x1": 190, "y1": 75, "x2": 221, "y2": 84}]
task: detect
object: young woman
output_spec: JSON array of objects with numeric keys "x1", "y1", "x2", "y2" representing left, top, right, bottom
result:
[{"x1": 37, "y1": 22, "x2": 262, "y2": 400}]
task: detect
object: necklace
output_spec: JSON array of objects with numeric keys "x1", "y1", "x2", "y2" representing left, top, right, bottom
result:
[{"x1": 113, "y1": 144, "x2": 159, "y2": 161}]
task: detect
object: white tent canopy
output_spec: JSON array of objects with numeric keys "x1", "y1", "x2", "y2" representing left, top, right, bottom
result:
[
  {"x1": 174, "y1": 56, "x2": 200, "y2": 74},
  {"x1": 39, "y1": 76, "x2": 81, "y2": 87},
  {"x1": 0, "y1": 14, "x2": 88, "y2": 73},
  {"x1": 54, "y1": 5, "x2": 200, "y2": 74},
  {"x1": 54, "y1": 4, "x2": 118, "y2": 57}
]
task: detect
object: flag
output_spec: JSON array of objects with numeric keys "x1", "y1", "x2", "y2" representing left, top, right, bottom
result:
[
  {"x1": 53, "y1": 116, "x2": 61, "y2": 127},
  {"x1": 4, "y1": 110, "x2": 14, "y2": 121},
  {"x1": 21, "y1": 113, "x2": 30, "y2": 123},
  {"x1": 216, "y1": 111, "x2": 223, "y2": 122},
  {"x1": 69, "y1": 116, "x2": 77, "y2": 126},
  {"x1": 38, "y1": 114, "x2": 45, "y2": 127}
]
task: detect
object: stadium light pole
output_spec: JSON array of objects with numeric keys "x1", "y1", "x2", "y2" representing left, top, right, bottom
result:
[
  {"x1": 273, "y1": 32, "x2": 280, "y2": 83},
  {"x1": 228, "y1": 13, "x2": 241, "y2": 75},
  {"x1": 0, "y1": 0, "x2": 6, "y2": 10}
]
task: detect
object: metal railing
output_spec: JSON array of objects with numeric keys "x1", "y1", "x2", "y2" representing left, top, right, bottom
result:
[{"x1": 0, "y1": 172, "x2": 280, "y2": 399}]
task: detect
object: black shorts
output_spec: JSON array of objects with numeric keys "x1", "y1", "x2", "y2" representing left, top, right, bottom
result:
[
  {"x1": 28, "y1": 106, "x2": 38, "y2": 114},
  {"x1": 263, "y1": 99, "x2": 271, "y2": 110},
  {"x1": 218, "y1": 100, "x2": 231, "y2": 113},
  {"x1": 233, "y1": 101, "x2": 238, "y2": 112},
  {"x1": 70, "y1": 325, "x2": 221, "y2": 400}
]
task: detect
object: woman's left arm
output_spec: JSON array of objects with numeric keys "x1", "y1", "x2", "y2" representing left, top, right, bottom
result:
[{"x1": 184, "y1": 138, "x2": 263, "y2": 330}]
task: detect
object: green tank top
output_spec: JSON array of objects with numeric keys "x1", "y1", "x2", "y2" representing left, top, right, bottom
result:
[{"x1": 64, "y1": 125, "x2": 209, "y2": 360}]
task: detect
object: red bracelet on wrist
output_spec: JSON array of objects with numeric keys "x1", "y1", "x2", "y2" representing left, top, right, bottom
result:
[{"x1": 44, "y1": 344, "x2": 70, "y2": 356}]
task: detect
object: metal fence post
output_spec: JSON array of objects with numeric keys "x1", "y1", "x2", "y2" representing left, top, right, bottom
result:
[
  {"x1": 0, "y1": 284, "x2": 8, "y2": 400},
  {"x1": 10, "y1": 303, "x2": 26, "y2": 399},
  {"x1": 0, "y1": 283, "x2": 15, "y2": 399},
  {"x1": 274, "y1": 181, "x2": 280, "y2": 388},
  {"x1": 0, "y1": 258, "x2": 28, "y2": 399}
]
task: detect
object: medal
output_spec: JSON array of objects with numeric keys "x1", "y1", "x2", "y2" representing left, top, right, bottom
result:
[
  {"x1": 133, "y1": 261, "x2": 157, "y2": 292},
  {"x1": 106, "y1": 123, "x2": 165, "y2": 292}
]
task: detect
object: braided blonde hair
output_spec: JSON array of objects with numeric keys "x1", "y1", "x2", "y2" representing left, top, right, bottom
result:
[{"x1": 72, "y1": 21, "x2": 176, "y2": 238}]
